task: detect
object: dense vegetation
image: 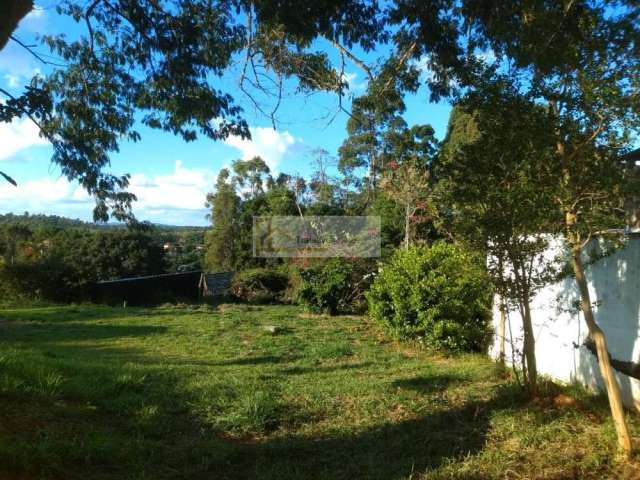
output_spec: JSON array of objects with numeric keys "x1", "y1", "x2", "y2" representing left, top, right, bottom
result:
[
  {"x1": 230, "y1": 268, "x2": 290, "y2": 304},
  {"x1": 367, "y1": 243, "x2": 492, "y2": 352},
  {"x1": 296, "y1": 259, "x2": 375, "y2": 315},
  {"x1": 0, "y1": 214, "x2": 205, "y2": 304},
  {"x1": 1, "y1": 304, "x2": 639, "y2": 480}
]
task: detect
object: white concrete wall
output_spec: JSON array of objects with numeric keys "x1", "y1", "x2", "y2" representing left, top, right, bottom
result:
[{"x1": 490, "y1": 237, "x2": 640, "y2": 409}]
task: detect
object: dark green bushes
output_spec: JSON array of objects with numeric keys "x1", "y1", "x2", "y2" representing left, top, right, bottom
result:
[
  {"x1": 230, "y1": 268, "x2": 289, "y2": 304},
  {"x1": 296, "y1": 259, "x2": 375, "y2": 315},
  {"x1": 367, "y1": 242, "x2": 492, "y2": 352}
]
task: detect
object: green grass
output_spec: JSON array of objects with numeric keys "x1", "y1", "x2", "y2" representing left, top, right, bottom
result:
[{"x1": 0, "y1": 304, "x2": 639, "y2": 479}]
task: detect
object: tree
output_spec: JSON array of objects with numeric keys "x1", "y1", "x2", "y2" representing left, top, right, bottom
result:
[
  {"x1": 8, "y1": 0, "x2": 633, "y2": 225},
  {"x1": 554, "y1": 128, "x2": 637, "y2": 456},
  {"x1": 338, "y1": 64, "x2": 419, "y2": 200},
  {"x1": 380, "y1": 162, "x2": 432, "y2": 250},
  {"x1": 0, "y1": 224, "x2": 33, "y2": 266},
  {"x1": 205, "y1": 169, "x2": 240, "y2": 272},
  {"x1": 0, "y1": 0, "x2": 32, "y2": 50},
  {"x1": 437, "y1": 90, "x2": 559, "y2": 395},
  {"x1": 441, "y1": 1, "x2": 639, "y2": 455},
  {"x1": 378, "y1": 123, "x2": 437, "y2": 250},
  {"x1": 309, "y1": 148, "x2": 338, "y2": 207},
  {"x1": 232, "y1": 157, "x2": 271, "y2": 199},
  {"x1": 0, "y1": 224, "x2": 166, "y2": 302},
  {"x1": 0, "y1": 0, "x2": 384, "y2": 220}
]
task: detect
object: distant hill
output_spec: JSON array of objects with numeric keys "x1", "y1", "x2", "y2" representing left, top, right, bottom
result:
[{"x1": 0, "y1": 213, "x2": 206, "y2": 232}]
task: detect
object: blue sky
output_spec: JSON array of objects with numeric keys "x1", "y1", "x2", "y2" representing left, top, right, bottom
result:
[{"x1": 0, "y1": 3, "x2": 452, "y2": 226}]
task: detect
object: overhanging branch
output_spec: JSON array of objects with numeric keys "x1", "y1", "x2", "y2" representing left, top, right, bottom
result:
[{"x1": 584, "y1": 337, "x2": 640, "y2": 380}]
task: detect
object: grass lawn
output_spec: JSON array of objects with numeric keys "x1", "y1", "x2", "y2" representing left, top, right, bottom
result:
[{"x1": 0, "y1": 303, "x2": 639, "y2": 479}]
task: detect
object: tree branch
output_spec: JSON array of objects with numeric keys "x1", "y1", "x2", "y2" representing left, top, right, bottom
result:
[
  {"x1": 584, "y1": 337, "x2": 640, "y2": 380},
  {"x1": 10, "y1": 35, "x2": 67, "y2": 67}
]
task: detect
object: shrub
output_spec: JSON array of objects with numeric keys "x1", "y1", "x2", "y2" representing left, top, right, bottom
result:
[
  {"x1": 230, "y1": 268, "x2": 289, "y2": 304},
  {"x1": 366, "y1": 242, "x2": 492, "y2": 352},
  {"x1": 297, "y1": 259, "x2": 375, "y2": 315}
]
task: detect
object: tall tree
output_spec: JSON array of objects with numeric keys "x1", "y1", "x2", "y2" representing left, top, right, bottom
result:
[
  {"x1": 437, "y1": 86, "x2": 563, "y2": 395},
  {"x1": 435, "y1": 1, "x2": 639, "y2": 454},
  {"x1": 338, "y1": 58, "x2": 420, "y2": 200},
  {"x1": 205, "y1": 169, "x2": 240, "y2": 272}
]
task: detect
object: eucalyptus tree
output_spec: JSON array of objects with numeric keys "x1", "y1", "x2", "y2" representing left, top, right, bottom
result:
[
  {"x1": 232, "y1": 156, "x2": 271, "y2": 199},
  {"x1": 338, "y1": 80, "x2": 412, "y2": 200},
  {"x1": 204, "y1": 168, "x2": 240, "y2": 272}
]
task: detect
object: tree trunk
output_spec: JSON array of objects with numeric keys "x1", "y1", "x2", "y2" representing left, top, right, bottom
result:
[
  {"x1": 571, "y1": 246, "x2": 633, "y2": 457},
  {"x1": 521, "y1": 296, "x2": 538, "y2": 396},
  {"x1": 510, "y1": 254, "x2": 538, "y2": 396},
  {"x1": 0, "y1": 0, "x2": 32, "y2": 51},
  {"x1": 404, "y1": 204, "x2": 410, "y2": 250},
  {"x1": 499, "y1": 297, "x2": 507, "y2": 366}
]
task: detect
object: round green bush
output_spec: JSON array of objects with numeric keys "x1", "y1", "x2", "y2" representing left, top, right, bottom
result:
[
  {"x1": 230, "y1": 268, "x2": 289, "y2": 304},
  {"x1": 296, "y1": 259, "x2": 374, "y2": 315},
  {"x1": 366, "y1": 242, "x2": 493, "y2": 352}
]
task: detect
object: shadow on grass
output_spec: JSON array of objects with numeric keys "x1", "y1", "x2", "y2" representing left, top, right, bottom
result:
[
  {"x1": 210, "y1": 355, "x2": 302, "y2": 366},
  {"x1": 0, "y1": 339, "x2": 560, "y2": 480},
  {"x1": 280, "y1": 362, "x2": 374, "y2": 375},
  {"x1": 0, "y1": 311, "x2": 565, "y2": 480},
  {"x1": 392, "y1": 372, "x2": 469, "y2": 394},
  {"x1": 0, "y1": 321, "x2": 168, "y2": 343},
  {"x1": 219, "y1": 385, "x2": 524, "y2": 480}
]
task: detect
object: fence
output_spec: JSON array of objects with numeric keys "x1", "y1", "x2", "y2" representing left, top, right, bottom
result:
[
  {"x1": 93, "y1": 271, "x2": 203, "y2": 306},
  {"x1": 490, "y1": 237, "x2": 640, "y2": 410}
]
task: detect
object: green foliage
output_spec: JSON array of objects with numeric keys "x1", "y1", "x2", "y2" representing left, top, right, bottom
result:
[
  {"x1": 232, "y1": 157, "x2": 271, "y2": 198},
  {"x1": 436, "y1": 87, "x2": 559, "y2": 302},
  {"x1": 161, "y1": 230, "x2": 205, "y2": 272},
  {"x1": 230, "y1": 268, "x2": 289, "y2": 304},
  {"x1": 367, "y1": 242, "x2": 492, "y2": 352},
  {"x1": 0, "y1": 226, "x2": 166, "y2": 303},
  {"x1": 205, "y1": 169, "x2": 240, "y2": 272},
  {"x1": 369, "y1": 194, "x2": 404, "y2": 251},
  {"x1": 297, "y1": 259, "x2": 374, "y2": 315}
]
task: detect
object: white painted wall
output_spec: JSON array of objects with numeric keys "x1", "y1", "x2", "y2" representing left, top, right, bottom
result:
[{"x1": 490, "y1": 237, "x2": 640, "y2": 410}]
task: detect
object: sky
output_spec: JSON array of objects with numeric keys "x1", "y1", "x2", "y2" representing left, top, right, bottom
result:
[{"x1": 0, "y1": 3, "x2": 452, "y2": 226}]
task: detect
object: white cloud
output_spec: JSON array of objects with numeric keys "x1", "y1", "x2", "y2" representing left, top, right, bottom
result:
[
  {"x1": 224, "y1": 126, "x2": 297, "y2": 172},
  {"x1": 0, "y1": 161, "x2": 217, "y2": 225},
  {"x1": 0, "y1": 118, "x2": 49, "y2": 160},
  {"x1": 341, "y1": 71, "x2": 367, "y2": 92},
  {"x1": 3, "y1": 74, "x2": 20, "y2": 88},
  {"x1": 0, "y1": 176, "x2": 90, "y2": 210},
  {"x1": 414, "y1": 55, "x2": 437, "y2": 83},
  {"x1": 21, "y1": 6, "x2": 48, "y2": 32},
  {"x1": 25, "y1": 7, "x2": 46, "y2": 20},
  {"x1": 129, "y1": 160, "x2": 216, "y2": 211}
]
